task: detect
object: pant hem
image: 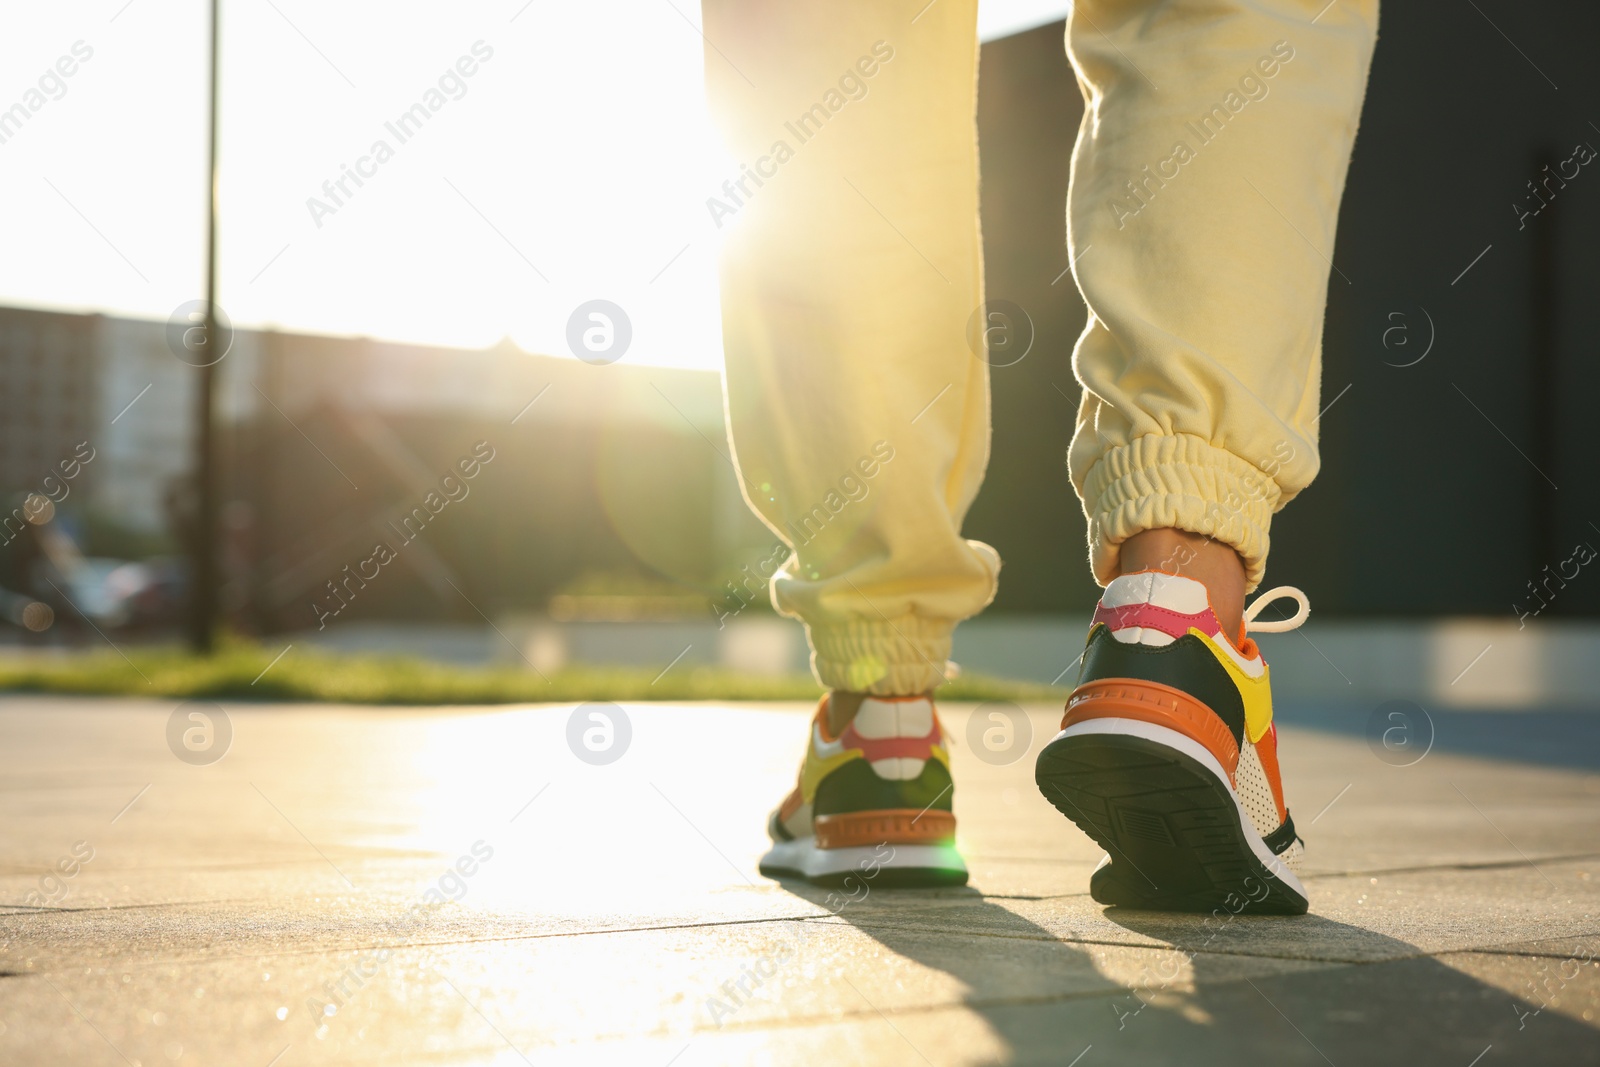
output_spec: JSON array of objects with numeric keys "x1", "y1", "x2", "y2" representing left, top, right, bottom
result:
[
  {"x1": 808, "y1": 615, "x2": 956, "y2": 696},
  {"x1": 1081, "y1": 433, "x2": 1278, "y2": 591}
]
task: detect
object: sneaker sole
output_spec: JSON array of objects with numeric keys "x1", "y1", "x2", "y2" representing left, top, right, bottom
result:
[
  {"x1": 759, "y1": 839, "x2": 968, "y2": 889},
  {"x1": 1035, "y1": 718, "x2": 1308, "y2": 915}
]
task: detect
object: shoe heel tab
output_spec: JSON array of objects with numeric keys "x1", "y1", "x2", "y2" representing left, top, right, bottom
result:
[
  {"x1": 1105, "y1": 572, "x2": 1211, "y2": 610},
  {"x1": 855, "y1": 696, "x2": 936, "y2": 740}
]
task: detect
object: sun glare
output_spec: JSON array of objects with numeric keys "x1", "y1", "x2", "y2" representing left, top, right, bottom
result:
[{"x1": 0, "y1": 0, "x2": 736, "y2": 371}]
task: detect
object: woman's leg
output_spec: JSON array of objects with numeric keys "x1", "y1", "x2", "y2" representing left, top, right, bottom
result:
[
  {"x1": 1037, "y1": 0, "x2": 1380, "y2": 915},
  {"x1": 1065, "y1": 0, "x2": 1380, "y2": 597},
  {"x1": 702, "y1": 0, "x2": 997, "y2": 699}
]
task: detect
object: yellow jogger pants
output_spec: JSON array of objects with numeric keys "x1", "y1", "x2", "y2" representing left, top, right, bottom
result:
[{"x1": 702, "y1": 0, "x2": 1379, "y2": 696}]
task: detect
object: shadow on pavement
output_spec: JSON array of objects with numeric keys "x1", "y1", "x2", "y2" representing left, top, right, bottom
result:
[{"x1": 769, "y1": 879, "x2": 1597, "y2": 1065}]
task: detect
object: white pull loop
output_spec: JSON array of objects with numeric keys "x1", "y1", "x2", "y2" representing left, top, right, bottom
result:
[{"x1": 1244, "y1": 585, "x2": 1311, "y2": 633}]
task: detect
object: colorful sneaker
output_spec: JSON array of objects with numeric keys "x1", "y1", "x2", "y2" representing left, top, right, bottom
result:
[
  {"x1": 1035, "y1": 572, "x2": 1310, "y2": 914},
  {"x1": 759, "y1": 694, "x2": 967, "y2": 888}
]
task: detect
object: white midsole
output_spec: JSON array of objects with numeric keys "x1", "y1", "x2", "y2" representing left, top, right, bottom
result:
[
  {"x1": 760, "y1": 839, "x2": 966, "y2": 879},
  {"x1": 1052, "y1": 719, "x2": 1308, "y2": 901}
]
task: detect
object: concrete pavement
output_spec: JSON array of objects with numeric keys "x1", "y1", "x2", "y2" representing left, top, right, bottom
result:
[{"x1": 1, "y1": 696, "x2": 1596, "y2": 1065}]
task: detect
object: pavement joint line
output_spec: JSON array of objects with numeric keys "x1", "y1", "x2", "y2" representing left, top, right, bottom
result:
[
  {"x1": 808, "y1": 922, "x2": 1488, "y2": 967},
  {"x1": 691, "y1": 964, "x2": 1415, "y2": 1039},
  {"x1": 0, "y1": 898, "x2": 260, "y2": 917},
  {"x1": 672, "y1": 944, "x2": 1600, "y2": 1040},
  {"x1": 1445, "y1": 940, "x2": 1600, "y2": 962},
  {"x1": 19, "y1": 950, "x2": 1585, "y2": 1045},
  {"x1": 818, "y1": 843, "x2": 1600, "y2": 888},
  {"x1": 12, "y1": 913, "x2": 1600, "y2": 976},
  {"x1": 0, "y1": 914, "x2": 847, "y2": 975},
  {"x1": 1263, "y1": 849, "x2": 1600, "y2": 884},
  {"x1": 11, "y1": 923, "x2": 1598, "y2": 990},
  {"x1": 3, "y1": 850, "x2": 1589, "y2": 927}
]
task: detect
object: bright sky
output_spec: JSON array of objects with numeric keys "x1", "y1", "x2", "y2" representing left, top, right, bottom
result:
[{"x1": 0, "y1": 1, "x2": 1067, "y2": 372}]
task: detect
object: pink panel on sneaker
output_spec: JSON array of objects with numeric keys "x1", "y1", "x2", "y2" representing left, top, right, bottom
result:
[
  {"x1": 839, "y1": 720, "x2": 941, "y2": 763},
  {"x1": 1092, "y1": 601, "x2": 1221, "y2": 641}
]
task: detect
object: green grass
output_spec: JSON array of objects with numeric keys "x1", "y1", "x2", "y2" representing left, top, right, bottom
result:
[{"x1": 0, "y1": 641, "x2": 1068, "y2": 706}]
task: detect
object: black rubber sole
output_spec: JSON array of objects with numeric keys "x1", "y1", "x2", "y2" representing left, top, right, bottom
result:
[{"x1": 1036, "y1": 729, "x2": 1308, "y2": 915}]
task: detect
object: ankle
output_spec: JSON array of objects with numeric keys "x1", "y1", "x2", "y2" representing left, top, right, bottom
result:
[
  {"x1": 825, "y1": 689, "x2": 934, "y2": 735},
  {"x1": 825, "y1": 690, "x2": 867, "y2": 735},
  {"x1": 1117, "y1": 528, "x2": 1247, "y2": 642}
]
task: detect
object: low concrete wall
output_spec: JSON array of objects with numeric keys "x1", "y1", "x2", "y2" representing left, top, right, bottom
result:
[
  {"x1": 301, "y1": 615, "x2": 1600, "y2": 710},
  {"x1": 953, "y1": 616, "x2": 1600, "y2": 709}
]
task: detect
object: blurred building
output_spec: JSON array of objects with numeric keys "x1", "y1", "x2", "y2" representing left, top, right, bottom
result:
[
  {"x1": 0, "y1": 308, "x2": 97, "y2": 505},
  {"x1": 0, "y1": 307, "x2": 251, "y2": 536},
  {"x1": 0, "y1": 302, "x2": 767, "y2": 635}
]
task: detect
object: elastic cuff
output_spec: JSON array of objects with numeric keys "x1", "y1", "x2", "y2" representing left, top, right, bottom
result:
[
  {"x1": 1081, "y1": 433, "x2": 1279, "y2": 592},
  {"x1": 808, "y1": 614, "x2": 955, "y2": 696}
]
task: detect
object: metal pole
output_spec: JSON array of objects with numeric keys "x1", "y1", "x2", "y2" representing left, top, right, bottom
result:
[{"x1": 189, "y1": 0, "x2": 221, "y2": 653}]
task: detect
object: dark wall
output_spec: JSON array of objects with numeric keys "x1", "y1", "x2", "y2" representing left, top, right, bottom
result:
[
  {"x1": 968, "y1": 21, "x2": 1098, "y2": 614},
  {"x1": 237, "y1": 407, "x2": 735, "y2": 632},
  {"x1": 969, "y1": 6, "x2": 1600, "y2": 617}
]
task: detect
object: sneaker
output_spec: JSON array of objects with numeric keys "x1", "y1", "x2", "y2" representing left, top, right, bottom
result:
[
  {"x1": 1035, "y1": 572, "x2": 1310, "y2": 914},
  {"x1": 759, "y1": 694, "x2": 967, "y2": 888}
]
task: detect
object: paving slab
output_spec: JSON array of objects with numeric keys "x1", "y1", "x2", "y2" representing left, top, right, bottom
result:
[{"x1": 0, "y1": 696, "x2": 1596, "y2": 1065}]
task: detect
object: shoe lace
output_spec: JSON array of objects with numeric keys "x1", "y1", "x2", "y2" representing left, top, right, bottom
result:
[{"x1": 1243, "y1": 585, "x2": 1311, "y2": 633}]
